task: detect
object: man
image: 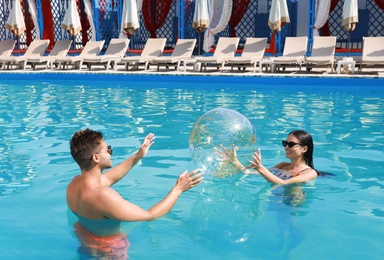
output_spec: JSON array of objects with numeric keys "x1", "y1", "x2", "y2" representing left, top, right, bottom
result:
[{"x1": 67, "y1": 128, "x2": 203, "y2": 237}]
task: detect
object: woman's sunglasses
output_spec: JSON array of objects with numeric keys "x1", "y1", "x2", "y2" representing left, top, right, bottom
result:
[{"x1": 282, "y1": 141, "x2": 303, "y2": 148}]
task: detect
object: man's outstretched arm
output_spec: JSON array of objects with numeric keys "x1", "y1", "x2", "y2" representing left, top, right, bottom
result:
[
  {"x1": 102, "y1": 133, "x2": 155, "y2": 186},
  {"x1": 97, "y1": 169, "x2": 204, "y2": 221}
]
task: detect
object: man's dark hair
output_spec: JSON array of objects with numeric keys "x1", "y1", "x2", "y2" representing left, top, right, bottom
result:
[{"x1": 70, "y1": 128, "x2": 103, "y2": 170}]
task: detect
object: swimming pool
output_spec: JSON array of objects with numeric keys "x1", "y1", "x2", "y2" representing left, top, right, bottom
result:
[{"x1": 0, "y1": 73, "x2": 383, "y2": 259}]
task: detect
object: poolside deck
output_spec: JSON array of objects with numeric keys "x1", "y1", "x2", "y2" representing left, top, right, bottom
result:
[{"x1": 1, "y1": 60, "x2": 383, "y2": 79}]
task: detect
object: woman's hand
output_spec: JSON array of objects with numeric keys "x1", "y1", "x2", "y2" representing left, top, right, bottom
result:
[
  {"x1": 137, "y1": 133, "x2": 155, "y2": 158},
  {"x1": 215, "y1": 144, "x2": 250, "y2": 172},
  {"x1": 175, "y1": 169, "x2": 204, "y2": 192},
  {"x1": 215, "y1": 144, "x2": 239, "y2": 164},
  {"x1": 249, "y1": 148, "x2": 263, "y2": 171}
]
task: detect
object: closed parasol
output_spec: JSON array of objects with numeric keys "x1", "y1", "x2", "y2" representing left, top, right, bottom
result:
[
  {"x1": 193, "y1": 0, "x2": 209, "y2": 32},
  {"x1": 268, "y1": 0, "x2": 290, "y2": 56},
  {"x1": 342, "y1": 0, "x2": 358, "y2": 57},
  {"x1": 122, "y1": 0, "x2": 140, "y2": 35},
  {"x1": 61, "y1": 0, "x2": 82, "y2": 51},
  {"x1": 6, "y1": 0, "x2": 26, "y2": 54},
  {"x1": 193, "y1": 0, "x2": 209, "y2": 56}
]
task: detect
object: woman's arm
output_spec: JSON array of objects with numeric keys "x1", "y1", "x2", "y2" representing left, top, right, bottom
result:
[{"x1": 250, "y1": 149, "x2": 317, "y2": 184}]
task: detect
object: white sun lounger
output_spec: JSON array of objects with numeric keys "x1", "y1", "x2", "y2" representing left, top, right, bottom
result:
[
  {"x1": 150, "y1": 39, "x2": 197, "y2": 71},
  {"x1": 272, "y1": 36, "x2": 308, "y2": 72},
  {"x1": 26, "y1": 40, "x2": 72, "y2": 70},
  {"x1": 0, "y1": 40, "x2": 16, "y2": 69},
  {"x1": 304, "y1": 36, "x2": 337, "y2": 73},
  {"x1": 359, "y1": 36, "x2": 384, "y2": 72},
  {"x1": 0, "y1": 40, "x2": 16, "y2": 57},
  {"x1": 82, "y1": 38, "x2": 129, "y2": 70},
  {"x1": 0, "y1": 39, "x2": 50, "y2": 70},
  {"x1": 226, "y1": 37, "x2": 267, "y2": 73},
  {"x1": 120, "y1": 38, "x2": 167, "y2": 70},
  {"x1": 54, "y1": 40, "x2": 105, "y2": 70},
  {"x1": 196, "y1": 37, "x2": 240, "y2": 72}
]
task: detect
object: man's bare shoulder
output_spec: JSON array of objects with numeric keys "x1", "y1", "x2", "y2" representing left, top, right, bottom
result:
[
  {"x1": 88, "y1": 186, "x2": 134, "y2": 220},
  {"x1": 66, "y1": 175, "x2": 81, "y2": 195},
  {"x1": 67, "y1": 174, "x2": 81, "y2": 187},
  {"x1": 91, "y1": 186, "x2": 125, "y2": 208},
  {"x1": 94, "y1": 185, "x2": 120, "y2": 198}
]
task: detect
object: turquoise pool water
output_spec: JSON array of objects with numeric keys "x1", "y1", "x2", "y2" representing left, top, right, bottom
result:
[{"x1": 0, "y1": 74, "x2": 383, "y2": 259}]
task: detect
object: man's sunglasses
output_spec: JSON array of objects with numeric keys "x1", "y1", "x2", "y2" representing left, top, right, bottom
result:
[
  {"x1": 282, "y1": 141, "x2": 303, "y2": 148},
  {"x1": 90, "y1": 145, "x2": 113, "y2": 160},
  {"x1": 105, "y1": 145, "x2": 113, "y2": 155}
]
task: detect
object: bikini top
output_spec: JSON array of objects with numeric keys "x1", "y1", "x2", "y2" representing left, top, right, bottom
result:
[
  {"x1": 270, "y1": 163, "x2": 311, "y2": 180},
  {"x1": 72, "y1": 211, "x2": 121, "y2": 236}
]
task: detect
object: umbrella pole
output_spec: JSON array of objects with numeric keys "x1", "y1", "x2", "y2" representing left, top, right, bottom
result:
[
  {"x1": 72, "y1": 35, "x2": 76, "y2": 55},
  {"x1": 17, "y1": 36, "x2": 20, "y2": 56},
  {"x1": 198, "y1": 32, "x2": 201, "y2": 56},
  {"x1": 130, "y1": 35, "x2": 134, "y2": 56},
  {"x1": 273, "y1": 33, "x2": 277, "y2": 57},
  {"x1": 275, "y1": 35, "x2": 277, "y2": 57},
  {"x1": 347, "y1": 31, "x2": 350, "y2": 57}
]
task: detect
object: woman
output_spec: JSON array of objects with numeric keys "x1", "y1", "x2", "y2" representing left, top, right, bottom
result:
[{"x1": 218, "y1": 130, "x2": 318, "y2": 185}]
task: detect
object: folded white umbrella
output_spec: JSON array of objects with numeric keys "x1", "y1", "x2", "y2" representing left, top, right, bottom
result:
[
  {"x1": 122, "y1": 0, "x2": 140, "y2": 35},
  {"x1": 342, "y1": 0, "x2": 358, "y2": 31},
  {"x1": 268, "y1": 0, "x2": 290, "y2": 34},
  {"x1": 6, "y1": 0, "x2": 26, "y2": 36},
  {"x1": 268, "y1": 0, "x2": 290, "y2": 56},
  {"x1": 192, "y1": 0, "x2": 209, "y2": 32},
  {"x1": 61, "y1": 0, "x2": 82, "y2": 36},
  {"x1": 342, "y1": 0, "x2": 358, "y2": 56}
]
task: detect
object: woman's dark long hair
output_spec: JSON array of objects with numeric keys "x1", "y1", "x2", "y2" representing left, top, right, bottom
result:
[
  {"x1": 289, "y1": 130, "x2": 314, "y2": 169},
  {"x1": 289, "y1": 130, "x2": 334, "y2": 177}
]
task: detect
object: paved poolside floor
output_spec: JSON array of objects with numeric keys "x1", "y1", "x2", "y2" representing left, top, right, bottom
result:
[{"x1": 1, "y1": 60, "x2": 383, "y2": 79}]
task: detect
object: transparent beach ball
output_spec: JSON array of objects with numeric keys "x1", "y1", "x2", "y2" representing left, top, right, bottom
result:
[{"x1": 189, "y1": 108, "x2": 257, "y2": 178}]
